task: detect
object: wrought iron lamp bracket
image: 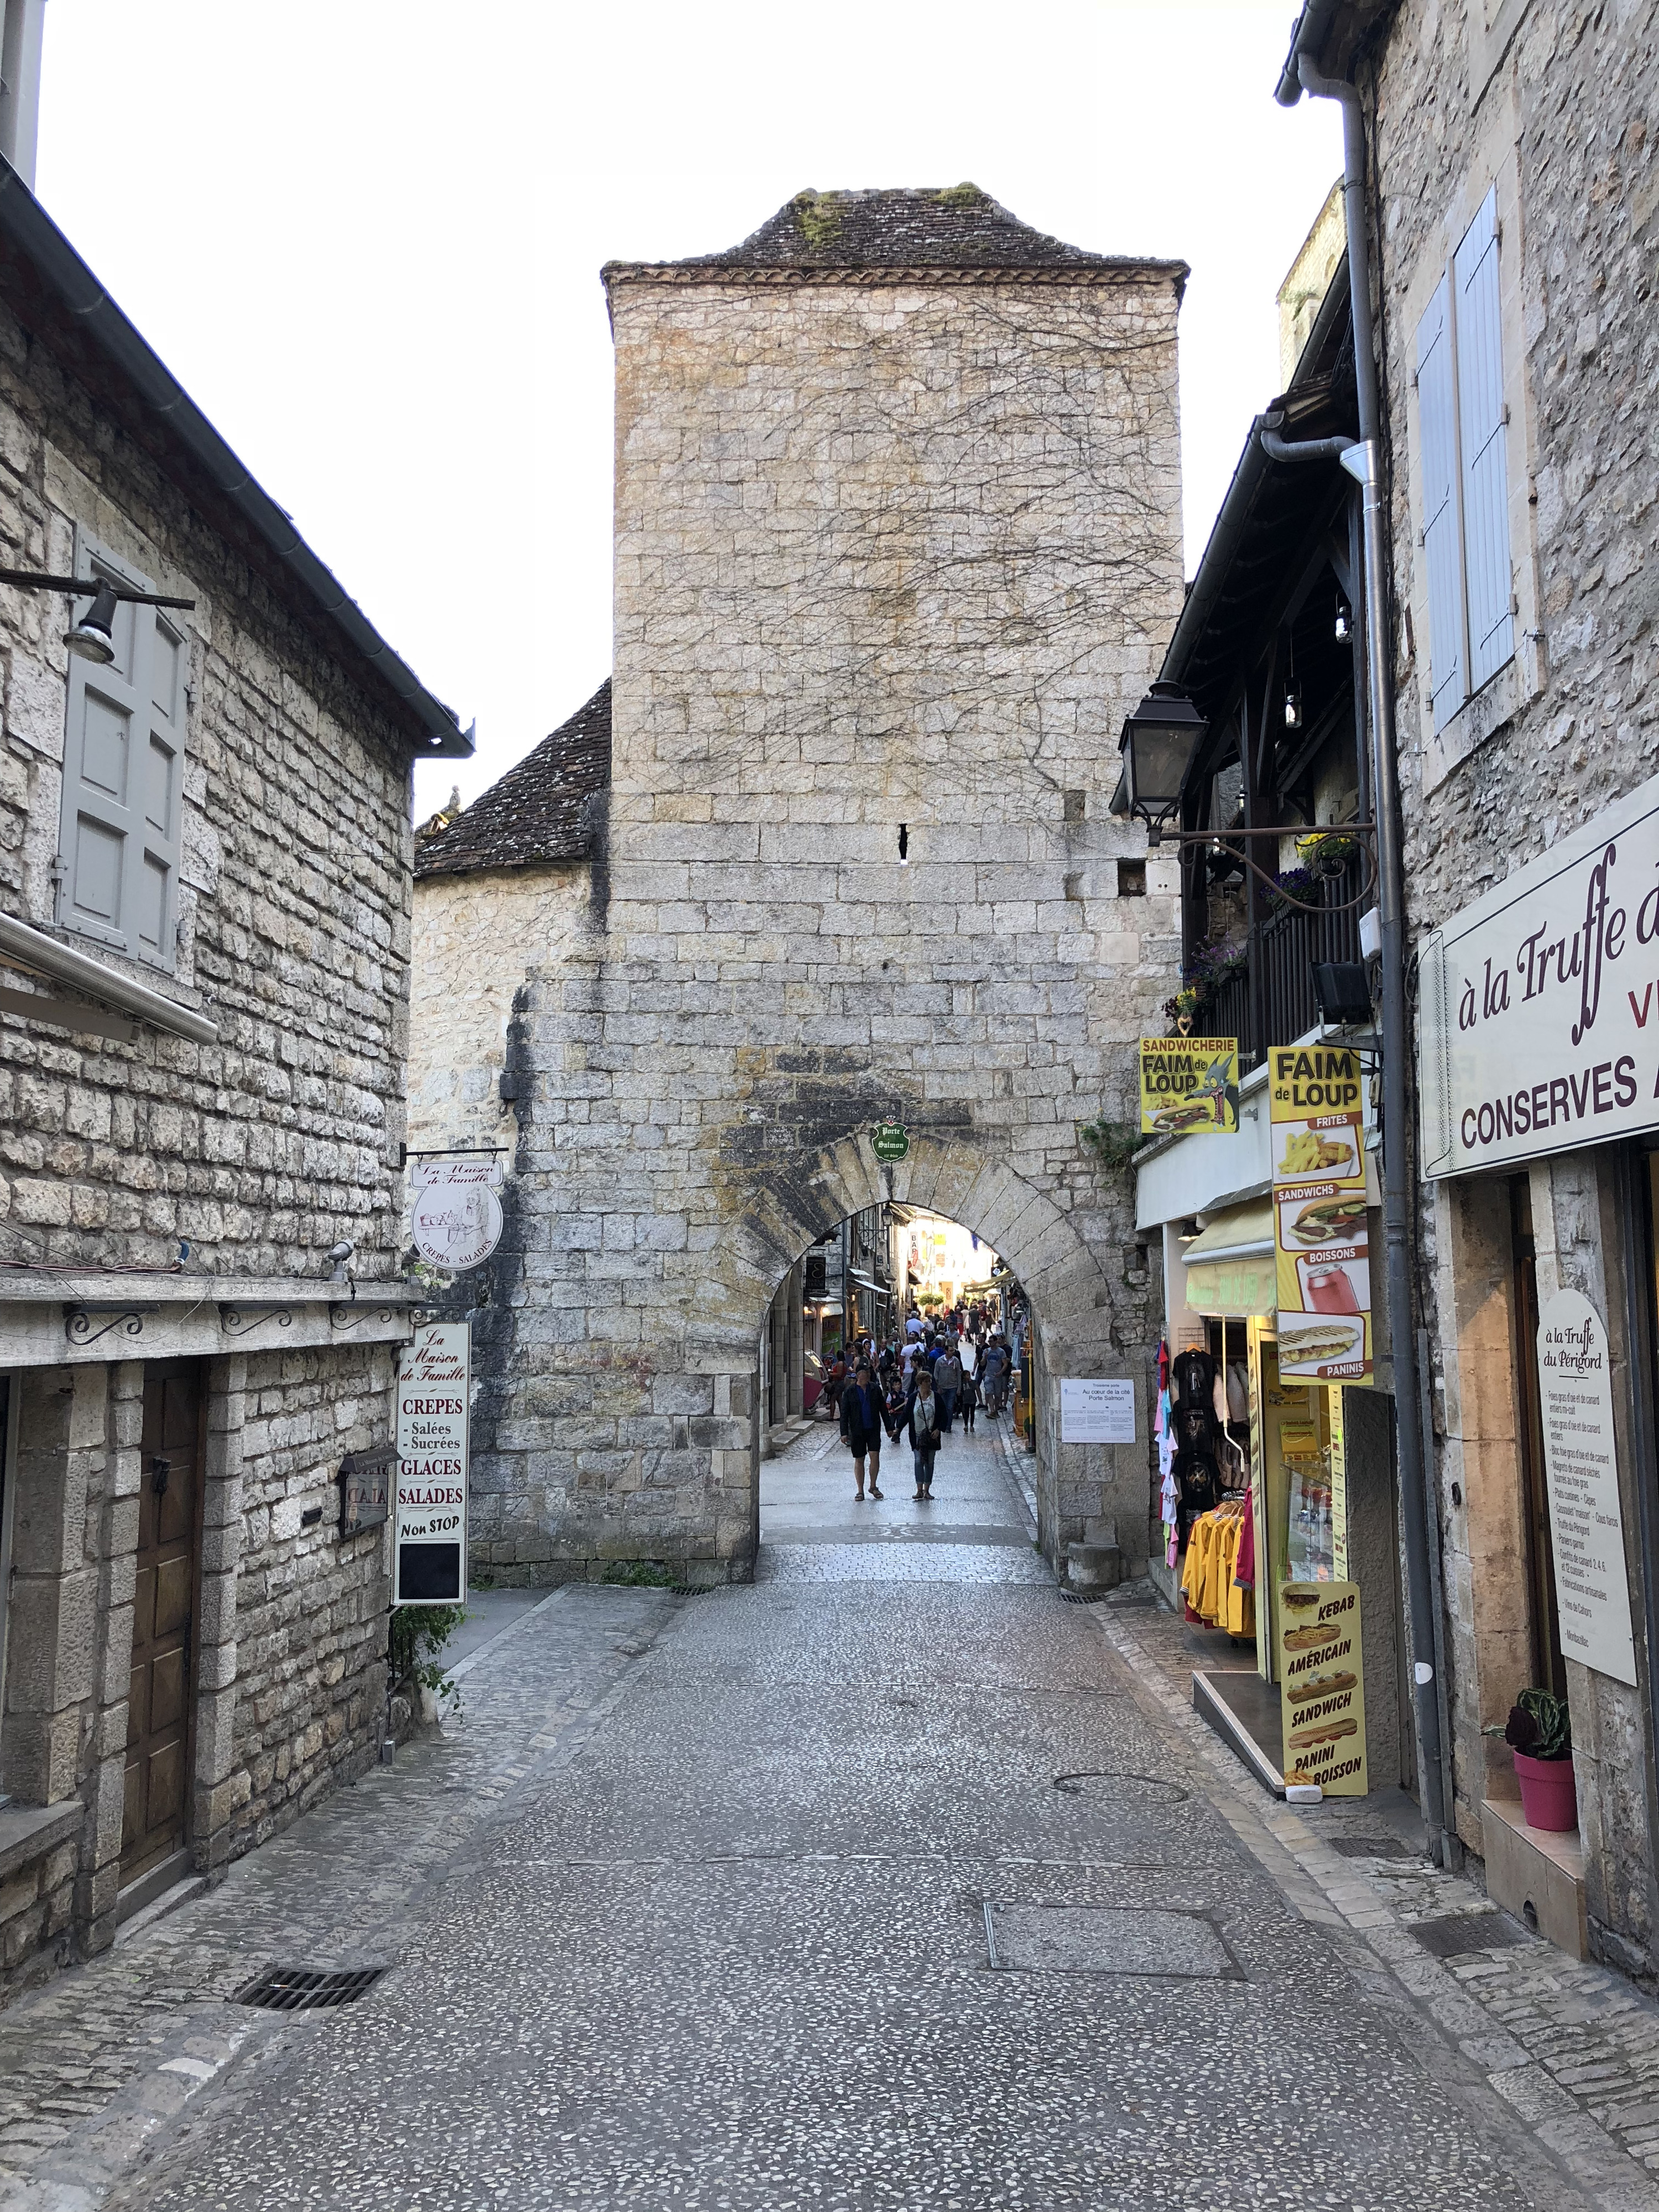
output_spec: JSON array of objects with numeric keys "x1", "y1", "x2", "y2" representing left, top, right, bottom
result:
[{"x1": 1146, "y1": 821, "x2": 1378, "y2": 915}]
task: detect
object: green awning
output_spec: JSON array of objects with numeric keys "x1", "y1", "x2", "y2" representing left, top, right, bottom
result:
[{"x1": 1183, "y1": 1197, "x2": 1275, "y2": 1318}]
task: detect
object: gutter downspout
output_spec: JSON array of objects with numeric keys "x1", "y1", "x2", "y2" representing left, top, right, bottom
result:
[{"x1": 1276, "y1": 49, "x2": 1453, "y2": 1864}]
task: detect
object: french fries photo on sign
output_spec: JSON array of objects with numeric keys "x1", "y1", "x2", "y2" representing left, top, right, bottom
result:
[{"x1": 1271, "y1": 1045, "x2": 1372, "y2": 1382}]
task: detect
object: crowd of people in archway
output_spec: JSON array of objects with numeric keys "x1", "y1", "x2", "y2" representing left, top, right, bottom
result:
[{"x1": 821, "y1": 1299, "x2": 1021, "y2": 1504}]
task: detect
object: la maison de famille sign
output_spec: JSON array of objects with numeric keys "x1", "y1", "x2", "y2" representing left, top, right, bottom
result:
[{"x1": 1419, "y1": 770, "x2": 1659, "y2": 1176}]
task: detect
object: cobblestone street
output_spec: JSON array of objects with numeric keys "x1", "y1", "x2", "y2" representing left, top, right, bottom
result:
[{"x1": 5, "y1": 1418, "x2": 1659, "y2": 2207}]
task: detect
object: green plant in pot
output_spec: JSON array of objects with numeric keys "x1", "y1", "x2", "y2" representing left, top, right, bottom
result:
[{"x1": 1503, "y1": 1685, "x2": 1577, "y2": 1832}]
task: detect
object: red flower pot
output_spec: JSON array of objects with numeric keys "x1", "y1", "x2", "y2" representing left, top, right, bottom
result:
[{"x1": 1513, "y1": 1747, "x2": 1578, "y2": 1833}]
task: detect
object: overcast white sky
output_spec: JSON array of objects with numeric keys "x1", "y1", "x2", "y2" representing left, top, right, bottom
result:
[{"x1": 35, "y1": 2, "x2": 1339, "y2": 814}]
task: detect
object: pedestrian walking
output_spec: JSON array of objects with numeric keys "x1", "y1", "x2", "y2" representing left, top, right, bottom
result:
[
  {"x1": 933, "y1": 1343, "x2": 962, "y2": 1432},
  {"x1": 959, "y1": 1365, "x2": 980, "y2": 1433},
  {"x1": 904, "y1": 1368, "x2": 942, "y2": 1499},
  {"x1": 841, "y1": 1361, "x2": 886, "y2": 1500},
  {"x1": 980, "y1": 1338, "x2": 1008, "y2": 1417}
]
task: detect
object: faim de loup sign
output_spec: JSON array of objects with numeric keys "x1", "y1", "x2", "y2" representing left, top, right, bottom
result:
[{"x1": 1418, "y1": 769, "x2": 1659, "y2": 1176}]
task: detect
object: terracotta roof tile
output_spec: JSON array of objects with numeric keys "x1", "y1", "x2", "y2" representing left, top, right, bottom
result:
[{"x1": 415, "y1": 680, "x2": 611, "y2": 878}]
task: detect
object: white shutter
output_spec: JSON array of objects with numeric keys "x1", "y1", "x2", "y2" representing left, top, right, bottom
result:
[
  {"x1": 56, "y1": 530, "x2": 184, "y2": 969},
  {"x1": 1415, "y1": 275, "x2": 1467, "y2": 732},
  {"x1": 1454, "y1": 186, "x2": 1515, "y2": 692}
]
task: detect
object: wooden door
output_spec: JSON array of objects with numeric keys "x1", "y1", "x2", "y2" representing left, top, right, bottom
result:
[{"x1": 123, "y1": 1365, "x2": 202, "y2": 1884}]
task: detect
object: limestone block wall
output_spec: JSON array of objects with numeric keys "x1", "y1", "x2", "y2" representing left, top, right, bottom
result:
[
  {"x1": 408, "y1": 865, "x2": 589, "y2": 1159},
  {"x1": 1359, "y1": 0, "x2": 1659, "y2": 1964},
  {"x1": 0, "y1": 297, "x2": 417, "y2": 1278},
  {"x1": 0, "y1": 1344, "x2": 392, "y2": 1994},
  {"x1": 474, "y1": 265, "x2": 1186, "y2": 1584}
]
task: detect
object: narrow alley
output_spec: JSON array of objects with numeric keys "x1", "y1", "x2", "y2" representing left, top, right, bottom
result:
[{"x1": 3, "y1": 1414, "x2": 1656, "y2": 2209}]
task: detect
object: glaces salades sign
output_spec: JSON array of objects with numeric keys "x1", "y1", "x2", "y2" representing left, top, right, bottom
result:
[{"x1": 1419, "y1": 771, "x2": 1659, "y2": 1177}]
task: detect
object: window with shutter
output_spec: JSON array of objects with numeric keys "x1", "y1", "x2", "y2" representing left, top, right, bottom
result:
[
  {"x1": 1454, "y1": 187, "x2": 1515, "y2": 692},
  {"x1": 1415, "y1": 275, "x2": 1467, "y2": 732},
  {"x1": 56, "y1": 529, "x2": 187, "y2": 971}
]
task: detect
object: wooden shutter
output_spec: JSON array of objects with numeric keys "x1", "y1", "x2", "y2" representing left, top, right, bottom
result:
[
  {"x1": 1454, "y1": 187, "x2": 1515, "y2": 692},
  {"x1": 57, "y1": 532, "x2": 184, "y2": 969},
  {"x1": 1415, "y1": 275, "x2": 1467, "y2": 732}
]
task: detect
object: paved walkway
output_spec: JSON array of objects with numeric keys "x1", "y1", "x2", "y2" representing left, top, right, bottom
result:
[{"x1": 6, "y1": 1418, "x2": 1659, "y2": 2205}]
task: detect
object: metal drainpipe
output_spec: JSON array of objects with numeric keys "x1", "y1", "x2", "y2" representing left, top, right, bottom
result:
[{"x1": 1265, "y1": 50, "x2": 1452, "y2": 1860}]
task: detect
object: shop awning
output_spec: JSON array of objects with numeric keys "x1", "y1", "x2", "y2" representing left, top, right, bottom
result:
[{"x1": 1183, "y1": 1198, "x2": 1276, "y2": 1318}]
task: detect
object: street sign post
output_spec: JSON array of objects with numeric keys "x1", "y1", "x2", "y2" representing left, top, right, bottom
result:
[{"x1": 394, "y1": 1320, "x2": 469, "y2": 1605}]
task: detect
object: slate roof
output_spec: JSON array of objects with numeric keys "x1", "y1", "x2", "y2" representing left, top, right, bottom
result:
[
  {"x1": 415, "y1": 680, "x2": 611, "y2": 878},
  {"x1": 603, "y1": 186, "x2": 1187, "y2": 289}
]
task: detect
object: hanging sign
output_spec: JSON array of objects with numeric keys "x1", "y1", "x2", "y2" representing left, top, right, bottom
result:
[
  {"x1": 1535, "y1": 1287, "x2": 1637, "y2": 1684},
  {"x1": 1059, "y1": 1378, "x2": 1136, "y2": 1443},
  {"x1": 1418, "y1": 766, "x2": 1659, "y2": 1178},
  {"x1": 338, "y1": 1441, "x2": 394, "y2": 1537},
  {"x1": 1138, "y1": 1037, "x2": 1239, "y2": 1135},
  {"x1": 410, "y1": 1155, "x2": 504, "y2": 1272},
  {"x1": 1270, "y1": 1045, "x2": 1371, "y2": 1381},
  {"x1": 394, "y1": 1320, "x2": 469, "y2": 1605},
  {"x1": 1278, "y1": 1579, "x2": 1368, "y2": 1794}
]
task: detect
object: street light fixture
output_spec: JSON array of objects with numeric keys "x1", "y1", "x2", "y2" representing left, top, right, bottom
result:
[
  {"x1": 1112, "y1": 680, "x2": 1208, "y2": 843},
  {"x1": 64, "y1": 577, "x2": 117, "y2": 665}
]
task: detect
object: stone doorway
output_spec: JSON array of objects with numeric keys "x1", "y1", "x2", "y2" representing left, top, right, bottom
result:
[{"x1": 122, "y1": 1362, "x2": 204, "y2": 1888}]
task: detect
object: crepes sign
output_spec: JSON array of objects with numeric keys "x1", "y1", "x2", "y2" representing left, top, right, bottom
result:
[
  {"x1": 1277, "y1": 1579, "x2": 1368, "y2": 1794},
  {"x1": 1270, "y1": 1045, "x2": 1372, "y2": 1381},
  {"x1": 1418, "y1": 768, "x2": 1659, "y2": 1176},
  {"x1": 1138, "y1": 1037, "x2": 1239, "y2": 1135}
]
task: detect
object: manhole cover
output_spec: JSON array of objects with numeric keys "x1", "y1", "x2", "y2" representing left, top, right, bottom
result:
[
  {"x1": 1408, "y1": 1913, "x2": 1530, "y2": 1959},
  {"x1": 1330, "y1": 1835, "x2": 1420, "y2": 1861},
  {"x1": 1053, "y1": 1771, "x2": 1190, "y2": 1806},
  {"x1": 986, "y1": 1903, "x2": 1238, "y2": 1979},
  {"x1": 231, "y1": 1966, "x2": 388, "y2": 2012}
]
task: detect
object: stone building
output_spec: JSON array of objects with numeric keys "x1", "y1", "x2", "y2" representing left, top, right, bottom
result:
[
  {"x1": 410, "y1": 186, "x2": 1187, "y2": 1588},
  {"x1": 1275, "y1": 0, "x2": 1659, "y2": 1974},
  {"x1": 0, "y1": 166, "x2": 465, "y2": 1988}
]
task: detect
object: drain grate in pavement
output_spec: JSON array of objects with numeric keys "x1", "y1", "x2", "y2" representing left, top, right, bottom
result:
[
  {"x1": 231, "y1": 1966, "x2": 387, "y2": 2012},
  {"x1": 1329, "y1": 1835, "x2": 1421, "y2": 1860},
  {"x1": 987, "y1": 1903, "x2": 1240, "y2": 1979},
  {"x1": 1408, "y1": 1913, "x2": 1530, "y2": 1959}
]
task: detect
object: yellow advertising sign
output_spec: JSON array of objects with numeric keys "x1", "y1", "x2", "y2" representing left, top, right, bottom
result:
[
  {"x1": 1278, "y1": 1579, "x2": 1368, "y2": 1794},
  {"x1": 1139, "y1": 1037, "x2": 1239, "y2": 1136},
  {"x1": 1270, "y1": 1045, "x2": 1371, "y2": 1381}
]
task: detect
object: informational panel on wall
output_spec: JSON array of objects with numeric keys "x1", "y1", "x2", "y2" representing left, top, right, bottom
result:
[
  {"x1": 394, "y1": 1320, "x2": 470, "y2": 1606},
  {"x1": 1270, "y1": 1045, "x2": 1372, "y2": 1382},
  {"x1": 1138, "y1": 1037, "x2": 1239, "y2": 1135},
  {"x1": 1059, "y1": 1378, "x2": 1136, "y2": 1443},
  {"x1": 409, "y1": 1154, "x2": 504, "y2": 1272},
  {"x1": 1277, "y1": 1579, "x2": 1368, "y2": 1795},
  {"x1": 1535, "y1": 1287, "x2": 1637, "y2": 1685}
]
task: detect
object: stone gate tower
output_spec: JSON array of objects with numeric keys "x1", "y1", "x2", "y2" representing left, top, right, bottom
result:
[{"x1": 413, "y1": 187, "x2": 1187, "y2": 1583}]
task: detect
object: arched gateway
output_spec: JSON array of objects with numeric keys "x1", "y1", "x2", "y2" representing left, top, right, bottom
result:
[{"x1": 409, "y1": 187, "x2": 1188, "y2": 1584}]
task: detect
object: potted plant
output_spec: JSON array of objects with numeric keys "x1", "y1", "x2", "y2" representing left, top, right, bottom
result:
[{"x1": 1503, "y1": 1686, "x2": 1577, "y2": 1832}]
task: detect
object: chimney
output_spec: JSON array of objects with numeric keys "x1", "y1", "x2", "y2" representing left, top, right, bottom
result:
[{"x1": 0, "y1": 0, "x2": 45, "y2": 190}]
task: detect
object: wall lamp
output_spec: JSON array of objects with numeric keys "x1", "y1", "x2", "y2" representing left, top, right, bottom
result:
[
  {"x1": 1109, "y1": 677, "x2": 1378, "y2": 915},
  {"x1": 0, "y1": 566, "x2": 197, "y2": 668}
]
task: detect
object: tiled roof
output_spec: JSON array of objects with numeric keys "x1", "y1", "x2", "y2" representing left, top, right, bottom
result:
[
  {"x1": 604, "y1": 186, "x2": 1187, "y2": 288},
  {"x1": 415, "y1": 680, "x2": 611, "y2": 878}
]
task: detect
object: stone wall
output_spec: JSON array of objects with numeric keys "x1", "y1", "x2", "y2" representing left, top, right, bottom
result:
[
  {"x1": 0, "y1": 296, "x2": 417, "y2": 1277},
  {"x1": 459, "y1": 265, "x2": 1186, "y2": 1584},
  {"x1": 1359, "y1": 0, "x2": 1659, "y2": 1964}
]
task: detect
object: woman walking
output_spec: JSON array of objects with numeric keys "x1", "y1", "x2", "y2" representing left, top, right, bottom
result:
[
  {"x1": 905, "y1": 1366, "x2": 942, "y2": 1500},
  {"x1": 958, "y1": 1364, "x2": 980, "y2": 1434}
]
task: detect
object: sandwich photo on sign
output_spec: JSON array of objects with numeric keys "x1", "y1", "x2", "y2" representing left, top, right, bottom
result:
[{"x1": 1138, "y1": 1037, "x2": 1239, "y2": 1136}]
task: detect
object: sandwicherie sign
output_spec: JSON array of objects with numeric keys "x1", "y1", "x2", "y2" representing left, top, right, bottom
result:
[{"x1": 1419, "y1": 769, "x2": 1659, "y2": 1177}]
